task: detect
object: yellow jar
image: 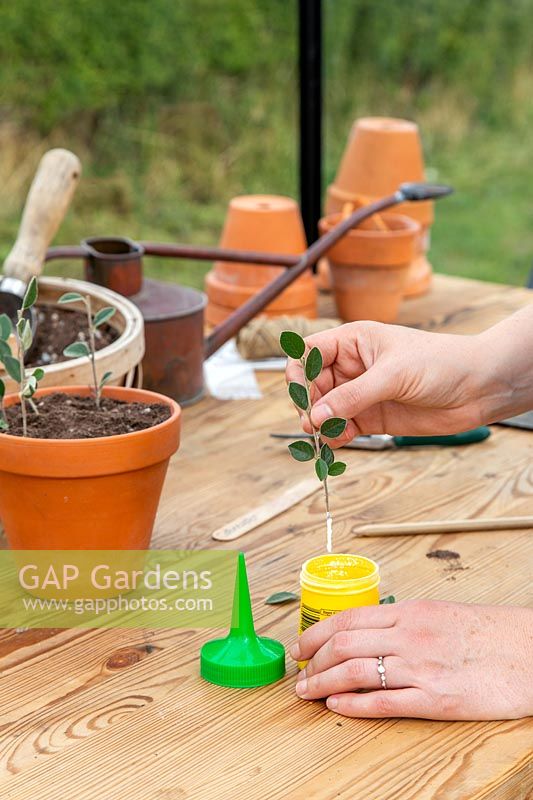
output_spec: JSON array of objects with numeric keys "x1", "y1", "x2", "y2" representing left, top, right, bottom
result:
[{"x1": 298, "y1": 553, "x2": 380, "y2": 666}]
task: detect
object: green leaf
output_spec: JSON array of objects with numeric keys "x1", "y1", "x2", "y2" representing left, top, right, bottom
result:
[
  {"x1": 265, "y1": 591, "x2": 299, "y2": 605},
  {"x1": 58, "y1": 292, "x2": 84, "y2": 304},
  {"x1": 32, "y1": 367, "x2": 45, "y2": 381},
  {"x1": 288, "y1": 440, "x2": 315, "y2": 462},
  {"x1": 320, "y1": 417, "x2": 347, "y2": 439},
  {"x1": 0, "y1": 339, "x2": 12, "y2": 361},
  {"x1": 21, "y1": 277, "x2": 38, "y2": 310},
  {"x1": 379, "y1": 595, "x2": 396, "y2": 604},
  {"x1": 328, "y1": 461, "x2": 346, "y2": 476},
  {"x1": 279, "y1": 331, "x2": 305, "y2": 360},
  {"x1": 99, "y1": 371, "x2": 113, "y2": 389},
  {"x1": 0, "y1": 380, "x2": 5, "y2": 399},
  {"x1": 93, "y1": 307, "x2": 116, "y2": 328},
  {"x1": 305, "y1": 346, "x2": 322, "y2": 381},
  {"x1": 3, "y1": 356, "x2": 21, "y2": 382},
  {"x1": 17, "y1": 318, "x2": 32, "y2": 352},
  {"x1": 315, "y1": 457, "x2": 328, "y2": 481},
  {"x1": 22, "y1": 375, "x2": 37, "y2": 397},
  {"x1": 63, "y1": 341, "x2": 90, "y2": 358},
  {"x1": 0, "y1": 418, "x2": 8, "y2": 431},
  {"x1": 320, "y1": 443, "x2": 334, "y2": 466},
  {"x1": 0, "y1": 314, "x2": 12, "y2": 341},
  {"x1": 288, "y1": 381, "x2": 309, "y2": 411}
]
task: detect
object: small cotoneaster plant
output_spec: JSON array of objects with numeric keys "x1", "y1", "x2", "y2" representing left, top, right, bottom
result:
[
  {"x1": 280, "y1": 330, "x2": 348, "y2": 551},
  {"x1": 58, "y1": 292, "x2": 115, "y2": 408},
  {"x1": 0, "y1": 277, "x2": 45, "y2": 436}
]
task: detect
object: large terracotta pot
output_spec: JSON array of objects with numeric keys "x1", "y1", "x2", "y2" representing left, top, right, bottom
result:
[
  {"x1": 205, "y1": 195, "x2": 317, "y2": 324},
  {"x1": 326, "y1": 117, "x2": 434, "y2": 296},
  {"x1": 0, "y1": 385, "x2": 181, "y2": 549},
  {"x1": 319, "y1": 213, "x2": 419, "y2": 323}
]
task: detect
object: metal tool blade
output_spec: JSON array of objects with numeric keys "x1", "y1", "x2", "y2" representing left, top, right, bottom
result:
[{"x1": 497, "y1": 411, "x2": 533, "y2": 431}]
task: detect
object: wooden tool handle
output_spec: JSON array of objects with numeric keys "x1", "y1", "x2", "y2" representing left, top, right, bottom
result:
[
  {"x1": 354, "y1": 516, "x2": 533, "y2": 537},
  {"x1": 3, "y1": 148, "x2": 81, "y2": 282},
  {"x1": 212, "y1": 478, "x2": 320, "y2": 541}
]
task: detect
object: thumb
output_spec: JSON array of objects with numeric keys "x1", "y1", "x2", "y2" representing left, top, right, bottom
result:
[{"x1": 310, "y1": 367, "x2": 391, "y2": 428}]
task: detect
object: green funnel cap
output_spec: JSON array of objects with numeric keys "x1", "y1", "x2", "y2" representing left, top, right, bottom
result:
[{"x1": 200, "y1": 552, "x2": 285, "y2": 688}]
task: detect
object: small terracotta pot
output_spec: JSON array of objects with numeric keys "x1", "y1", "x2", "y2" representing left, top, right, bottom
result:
[
  {"x1": 319, "y1": 213, "x2": 419, "y2": 323},
  {"x1": 327, "y1": 117, "x2": 434, "y2": 296},
  {"x1": 0, "y1": 385, "x2": 181, "y2": 550},
  {"x1": 205, "y1": 194, "x2": 317, "y2": 321}
]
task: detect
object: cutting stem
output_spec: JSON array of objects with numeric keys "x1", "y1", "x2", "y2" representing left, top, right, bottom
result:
[{"x1": 301, "y1": 355, "x2": 333, "y2": 551}]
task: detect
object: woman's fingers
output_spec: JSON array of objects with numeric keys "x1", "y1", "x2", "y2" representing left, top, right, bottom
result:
[
  {"x1": 296, "y1": 656, "x2": 409, "y2": 698},
  {"x1": 303, "y1": 628, "x2": 399, "y2": 679},
  {"x1": 290, "y1": 605, "x2": 398, "y2": 663},
  {"x1": 310, "y1": 366, "x2": 394, "y2": 430},
  {"x1": 326, "y1": 688, "x2": 432, "y2": 719}
]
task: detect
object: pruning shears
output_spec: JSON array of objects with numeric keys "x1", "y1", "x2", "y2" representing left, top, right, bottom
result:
[{"x1": 270, "y1": 426, "x2": 491, "y2": 450}]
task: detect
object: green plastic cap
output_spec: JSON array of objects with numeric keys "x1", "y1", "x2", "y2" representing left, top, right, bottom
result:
[{"x1": 200, "y1": 552, "x2": 285, "y2": 688}]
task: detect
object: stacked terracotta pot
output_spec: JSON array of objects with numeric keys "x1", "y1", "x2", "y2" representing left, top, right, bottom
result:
[
  {"x1": 205, "y1": 195, "x2": 317, "y2": 325},
  {"x1": 319, "y1": 212, "x2": 419, "y2": 323},
  {"x1": 323, "y1": 116, "x2": 434, "y2": 297}
]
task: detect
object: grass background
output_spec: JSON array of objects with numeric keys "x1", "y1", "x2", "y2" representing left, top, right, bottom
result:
[{"x1": 0, "y1": 0, "x2": 532, "y2": 289}]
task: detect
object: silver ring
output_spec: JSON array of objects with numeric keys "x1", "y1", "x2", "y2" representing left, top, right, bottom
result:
[{"x1": 377, "y1": 656, "x2": 388, "y2": 689}]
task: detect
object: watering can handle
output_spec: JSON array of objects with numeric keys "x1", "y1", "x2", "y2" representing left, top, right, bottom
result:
[
  {"x1": 3, "y1": 148, "x2": 81, "y2": 282},
  {"x1": 205, "y1": 183, "x2": 453, "y2": 357}
]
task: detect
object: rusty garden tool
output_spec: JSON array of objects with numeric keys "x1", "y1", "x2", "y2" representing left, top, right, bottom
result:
[
  {"x1": 1, "y1": 149, "x2": 81, "y2": 335},
  {"x1": 45, "y1": 182, "x2": 452, "y2": 404}
]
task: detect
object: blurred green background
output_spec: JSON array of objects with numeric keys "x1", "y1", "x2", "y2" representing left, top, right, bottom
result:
[{"x1": 0, "y1": 0, "x2": 532, "y2": 288}]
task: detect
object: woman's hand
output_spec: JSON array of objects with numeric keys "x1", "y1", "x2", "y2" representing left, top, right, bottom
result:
[
  {"x1": 290, "y1": 601, "x2": 533, "y2": 720},
  {"x1": 285, "y1": 317, "x2": 528, "y2": 444}
]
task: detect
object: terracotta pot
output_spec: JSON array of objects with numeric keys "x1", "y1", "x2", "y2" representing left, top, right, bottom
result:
[
  {"x1": 327, "y1": 117, "x2": 434, "y2": 297},
  {"x1": 205, "y1": 272, "x2": 317, "y2": 313},
  {"x1": 319, "y1": 213, "x2": 419, "y2": 323},
  {"x1": 205, "y1": 194, "x2": 317, "y2": 320},
  {"x1": 0, "y1": 385, "x2": 181, "y2": 549},
  {"x1": 205, "y1": 300, "x2": 318, "y2": 327}
]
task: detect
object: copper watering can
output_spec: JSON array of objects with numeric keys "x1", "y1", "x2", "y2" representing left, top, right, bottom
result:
[{"x1": 45, "y1": 183, "x2": 452, "y2": 404}]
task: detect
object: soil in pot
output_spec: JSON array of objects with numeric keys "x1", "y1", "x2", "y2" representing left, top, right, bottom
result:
[
  {"x1": 28, "y1": 304, "x2": 118, "y2": 368},
  {"x1": 3, "y1": 393, "x2": 171, "y2": 439}
]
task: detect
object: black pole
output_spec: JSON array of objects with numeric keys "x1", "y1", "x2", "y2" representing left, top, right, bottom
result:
[{"x1": 298, "y1": 0, "x2": 322, "y2": 247}]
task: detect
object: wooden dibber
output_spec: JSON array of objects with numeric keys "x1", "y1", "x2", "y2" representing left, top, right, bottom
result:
[
  {"x1": 354, "y1": 516, "x2": 533, "y2": 537},
  {"x1": 3, "y1": 148, "x2": 81, "y2": 282}
]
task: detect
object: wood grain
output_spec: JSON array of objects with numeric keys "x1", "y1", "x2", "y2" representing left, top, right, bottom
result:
[
  {"x1": 1, "y1": 275, "x2": 532, "y2": 800},
  {"x1": 212, "y1": 477, "x2": 321, "y2": 540}
]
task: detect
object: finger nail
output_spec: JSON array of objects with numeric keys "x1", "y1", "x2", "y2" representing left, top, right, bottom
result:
[
  {"x1": 327, "y1": 696, "x2": 339, "y2": 711},
  {"x1": 297, "y1": 667, "x2": 307, "y2": 681},
  {"x1": 311, "y1": 403, "x2": 333, "y2": 428},
  {"x1": 290, "y1": 642, "x2": 301, "y2": 660},
  {"x1": 295, "y1": 679, "x2": 308, "y2": 697}
]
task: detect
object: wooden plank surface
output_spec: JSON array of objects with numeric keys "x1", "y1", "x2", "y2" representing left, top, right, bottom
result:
[{"x1": 1, "y1": 274, "x2": 533, "y2": 799}]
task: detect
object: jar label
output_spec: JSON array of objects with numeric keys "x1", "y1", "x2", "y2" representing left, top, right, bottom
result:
[{"x1": 299, "y1": 602, "x2": 337, "y2": 634}]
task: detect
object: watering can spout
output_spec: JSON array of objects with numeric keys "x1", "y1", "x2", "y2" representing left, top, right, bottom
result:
[
  {"x1": 205, "y1": 184, "x2": 455, "y2": 356},
  {"x1": 45, "y1": 183, "x2": 455, "y2": 403},
  {"x1": 397, "y1": 182, "x2": 454, "y2": 202}
]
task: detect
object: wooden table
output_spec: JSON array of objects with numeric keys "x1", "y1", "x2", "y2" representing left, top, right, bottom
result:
[{"x1": 1, "y1": 274, "x2": 532, "y2": 799}]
